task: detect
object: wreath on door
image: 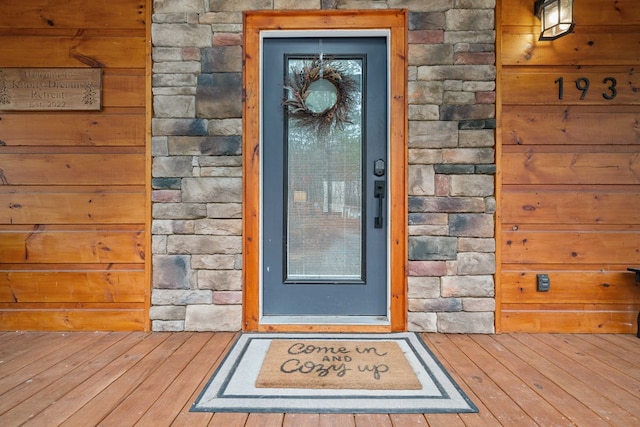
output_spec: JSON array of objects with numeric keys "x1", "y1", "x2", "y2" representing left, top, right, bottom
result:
[{"x1": 283, "y1": 58, "x2": 358, "y2": 136}]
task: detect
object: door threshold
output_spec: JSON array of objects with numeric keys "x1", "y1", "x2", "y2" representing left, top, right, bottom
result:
[{"x1": 260, "y1": 315, "x2": 390, "y2": 326}]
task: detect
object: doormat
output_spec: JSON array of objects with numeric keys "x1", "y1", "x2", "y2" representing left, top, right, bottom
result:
[
  {"x1": 191, "y1": 333, "x2": 478, "y2": 414},
  {"x1": 256, "y1": 339, "x2": 422, "y2": 390}
]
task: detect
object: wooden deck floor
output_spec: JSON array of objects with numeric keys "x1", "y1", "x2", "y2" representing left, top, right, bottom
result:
[{"x1": 0, "y1": 332, "x2": 639, "y2": 426}]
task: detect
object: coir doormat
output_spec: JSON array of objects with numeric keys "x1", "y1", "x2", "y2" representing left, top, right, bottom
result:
[
  {"x1": 256, "y1": 339, "x2": 422, "y2": 390},
  {"x1": 191, "y1": 333, "x2": 478, "y2": 414}
]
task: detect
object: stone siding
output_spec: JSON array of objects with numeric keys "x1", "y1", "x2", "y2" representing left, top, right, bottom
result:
[{"x1": 151, "y1": 0, "x2": 496, "y2": 333}]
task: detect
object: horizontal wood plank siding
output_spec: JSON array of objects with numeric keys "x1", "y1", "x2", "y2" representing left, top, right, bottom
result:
[
  {"x1": 0, "y1": 0, "x2": 149, "y2": 331},
  {"x1": 0, "y1": 0, "x2": 146, "y2": 29},
  {"x1": 497, "y1": 0, "x2": 640, "y2": 333},
  {"x1": 0, "y1": 37, "x2": 146, "y2": 68},
  {"x1": 502, "y1": 106, "x2": 640, "y2": 146},
  {"x1": 0, "y1": 111, "x2": 146, "y2": 146}
]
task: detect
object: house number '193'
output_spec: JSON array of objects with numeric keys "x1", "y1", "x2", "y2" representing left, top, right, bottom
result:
[{"x1": 554, "y1": 77, "x2": 617, "y2": 100}]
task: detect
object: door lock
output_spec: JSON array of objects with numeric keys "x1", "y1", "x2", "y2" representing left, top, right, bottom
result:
[{"x1": 374, "y1": 159, "x2": 385, "y2": 177}]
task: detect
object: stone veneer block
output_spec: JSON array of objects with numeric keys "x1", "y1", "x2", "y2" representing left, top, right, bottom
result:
[
  {"x1": 408, "y1": 12, "x2": 446, "y2": 30},
  {"x1": 441, "y1": 275, "x2": 494, "y2": 297},
  {"x1": 409, "y1": 236, "x2": 457, "y2": 261},
  {"x1": 152, "y1": 320, "x2": 186, "y2": 332},
  {"x1": 202, "y1": 46, "x2": 242, "y2": 72},
  {"x1": 408, "y1": 81, "x2": 444, "y2": 105},
  {"x1": 167, "y1": 136, "x2": 241, "y2": 156},
  {"x1": 457, "y1": 252, "x2": 496, "y2": 275},
  {"x1": 450, "y1": 174, "x2": 494, "y2": 197},
  {"x1": 182, "y1": 177, "x2": 242, "y2": 203},
  {"x1": 408, "y1": 165, "x2": 435, "y2": 196},
  {"x1": 196, "y1": 73, "x2": 242, "y2": 118},
  {"x1": 274, "y1": 0, "x2": 321, "y2": 9},
  {"x1": 154, "y1": 95, "x2": 195, "y2": 118},
  {"x1": 462, "y1": 297, "x2": 496, "y2": 312},
  {"x1": 209, "y1": 0, "x2": 272, "y2": 12},
  {"x1": 409, "y1": 298, "x2": 462, "y2": 312},
  {"x1": 417, "y1": 64, "x2": 495, "y2": 81},
  {"x1": 185, "y1": 305, "x2": 242, "y2": 331},
  {"x1": 458, "y1": 237, "x2": 495, "y2": 253},
  {"x1": 198, "y1": 270, "x2": 242, "y2": 291},
  {"x1": 153, "y1": 203, "x2": 207, "y2": 220},
  {"x1": 152, "y1": 24, "x2": 212, "y2": 48},
  {"x1": 409, "y1": 196, "x2": 486, "y2": 213},
  {"x1": 153, "y1": 255, "x2": 191, "y2": 289},
  {"x1": 155, "y1": 0, "x2": 204, "y2": 13},
  {"x1": 438, "y1": 312, "x2": 494, "y2": 334},
  {"x1": 150, "y1": 305, "x2": 186, "y2": 320},
  {"x1": 152, "y1": 289, "x2": 213, "y2": 305},
  {"x1": 152, "y1": 156, "x2": 193, "y2": 177},
  {"x1": 408, "y1": 312, "x2": 437, "y2": 332},
  {"x1": 152, "y1": 118, "x2": 208, "y2": 136},
  {"x1": 446, "y1": 9, "x2": 494, "y2": 31},
  {"x1": 408, "y1": 276, "x2": 441, "y2": 298},
  {"x1": 167, "y1": 235, "x2": 241, "y2": 255},
  {"x1": 409, "y1": 121, "x2": 458, "y2": 148},
  {"x1": 449, "y1": 213, "x2": 494, "y2": 238}
]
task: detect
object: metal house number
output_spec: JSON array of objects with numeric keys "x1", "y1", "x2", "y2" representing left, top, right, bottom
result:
[{"x1": 554, "y1": 76, "x2": 618, "y2": 100}]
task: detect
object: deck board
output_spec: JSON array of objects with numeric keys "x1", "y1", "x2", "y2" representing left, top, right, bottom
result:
[
  {"x1": 424, "y1": 334, "x2": 535, "y2": 425},
  {"x1": 0, "y1": 332, "x2": 124, "y2": 417},
  {"x1": 60, "y1": 333, "x2": 191, "y2": 427},
  {"x1": 0, "y1": 332, "x2": 638, "y2": 426},
  {"x1": 451, "y1": 334, "x2": 567, "y2": 425},
  {"x1": 507, "y1": 334, "x2": 636, "y2": 424},
  {"x1": 136, "y1": 332, "x2": 234, "y2": 426},
  {"x1": 471, "y1": 334, "x2": 604, "y2": 426}
]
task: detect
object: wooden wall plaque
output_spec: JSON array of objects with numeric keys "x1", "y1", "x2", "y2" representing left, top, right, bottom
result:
[{"x1": 0, "y1": 68, "x2": 101, "y2": 111}]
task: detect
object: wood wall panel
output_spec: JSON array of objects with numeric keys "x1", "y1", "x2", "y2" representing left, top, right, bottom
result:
[
  {"x1": 0, "y1": 154, "x2": 145, "y2": 185},
  {"x1": 500, "y1": 310, "x2": 637, "y2": 334},
  {"x1": 0, "y1": 37, "x2": 146, "y2": 68},
  {"x1": 501, "y1": 190, "x2": 640, "y2": 225},
  {"x1": 102, "y1": 71, "x2": 146, "y2": 107},
  {"x1": 501, "y1": 271, "x2": 640, "y2": 303},
  {"x1": 0, "y1": 111, "x2": 145, "y2": 146},
  {"x1": 0, "y1": 226, "x2": 144, "y2": 264},
  {"x1": 0, "y1": 188, "x2": 146, "y2": 224},
  {"x1": 502, "y1": 151, "x2": 640, "y2": 185},
  {"x1": 501, "y1": 33, "x2": 640, "y2": 66},
  {"x1": 502, "y1": 106, "x2": 640, "y2": 146},
  {"x1": 501, "y1": 69, "x2": 640, "y2": 105},
  {"x1": 0, "y1": 0, "x2": 149, "y2": 331},
  {"x1": 0, "y1": 270, "x2": 145, "y2": 303},
  {"x1": 501, "y1": 231, "x2": 640, "y2": 265},
  {"x1": 498, "y1": 1, "x2": 640, "y2": 333},
  {"x1": 502, "y1": 0, "x2": 640, "y2": 27},
  {"x1": 0, "y1": 309, "x2": 145, "y2": 331},
  {"x1": 0, "y1": 0, "x2": 146, "y2": 30}
]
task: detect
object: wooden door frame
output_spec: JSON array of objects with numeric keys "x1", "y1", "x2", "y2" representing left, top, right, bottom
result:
[{"x1": 242, "y1": 10, "x2": 408, "y2": 332}]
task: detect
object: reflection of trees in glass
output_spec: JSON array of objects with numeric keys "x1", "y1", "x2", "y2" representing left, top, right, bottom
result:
[
  {"x1": 286, "y1": 59, "x2": 364, "y2": 278},
  {"x1": 287, "y1": 58, "x2": 363, "y2": 213}
]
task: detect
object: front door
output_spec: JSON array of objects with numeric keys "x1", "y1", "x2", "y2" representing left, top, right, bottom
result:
[{"x1": 262, "y1": 37, "x2": 388, "y2": 318}]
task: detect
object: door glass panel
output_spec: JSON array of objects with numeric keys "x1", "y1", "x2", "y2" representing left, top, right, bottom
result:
[{"x1": 285, "y1": 57, "x2": 363, "y2": 282}]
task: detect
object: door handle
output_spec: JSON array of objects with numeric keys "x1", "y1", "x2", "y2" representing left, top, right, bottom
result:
[{"x1": 374, "y1": 180, "x2": 385, "y2": 229}]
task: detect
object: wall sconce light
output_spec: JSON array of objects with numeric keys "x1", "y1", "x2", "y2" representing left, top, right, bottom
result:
[{"x1": 534, "y1": 0, "x2": 575, "y2": 41}]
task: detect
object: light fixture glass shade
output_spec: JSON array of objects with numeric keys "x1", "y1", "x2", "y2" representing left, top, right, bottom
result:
[{"x1": 535, "y1": 0, "x2": 575, "y2": 41}]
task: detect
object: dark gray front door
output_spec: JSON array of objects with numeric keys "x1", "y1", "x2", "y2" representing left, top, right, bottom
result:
[{"x1": 262, "y1": 36, "x2": 387, "y2": 316}]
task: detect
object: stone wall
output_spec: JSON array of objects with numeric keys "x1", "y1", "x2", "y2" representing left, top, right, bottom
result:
[{"x1": 150, "y1": 0, "x2": 496, "y2": 333}]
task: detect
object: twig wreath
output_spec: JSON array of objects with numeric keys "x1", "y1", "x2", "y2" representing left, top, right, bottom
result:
[{"x1": 283, "y1": 58, "x2": 359, "y2": 136}]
